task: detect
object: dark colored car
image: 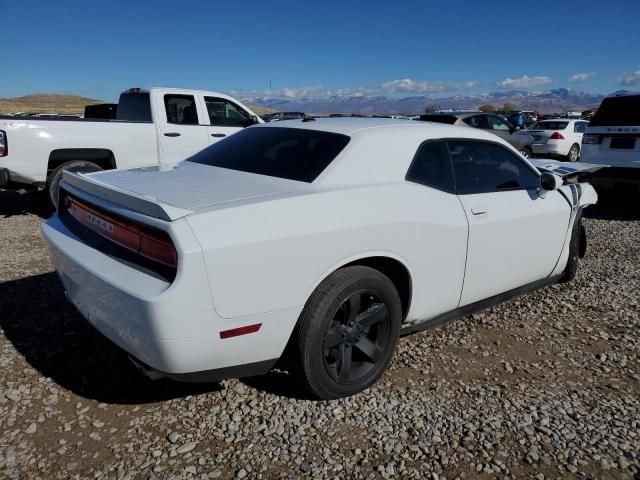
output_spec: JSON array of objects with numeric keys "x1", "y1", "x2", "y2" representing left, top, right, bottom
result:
[
  {"x1": 418, "y1": 112, "x2": 534, "y2": 157},
  {"x1": 262, "y1": 112, "x2": 306, "y2": 122}
]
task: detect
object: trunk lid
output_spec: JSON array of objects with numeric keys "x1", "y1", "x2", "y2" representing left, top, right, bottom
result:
[{"x1": 63, "y1": 161, "x2": 309, "y2": 221}]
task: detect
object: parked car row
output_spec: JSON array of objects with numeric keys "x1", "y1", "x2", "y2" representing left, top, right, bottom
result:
[{"x1": 418, "y1": 112, "x2": 535, "y2": 157}]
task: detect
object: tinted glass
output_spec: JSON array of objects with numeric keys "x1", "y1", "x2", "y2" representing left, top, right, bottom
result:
[
  {"x1": 406, "y1": 141, "x2": 455, "y2": 193},
  {"x1": 205, "y1": 97, "x2": 250, "y2": 127},
  {"x1": 448, "y1": 140, "x2": 539, "y2": 194},
  {"x1": 463, "y1": 115, "x2": 491, "y2": 129},
  {"x1": 574, "y1": 122, "x2": 588, "y2": 133},
  {"x1": 164, "y1": 94, "x2": 199, "y2": 125},
  {"x1": 530, "y1": 121, "x2": 568, "y2": 130},
  {"x1": 419, "y1": 115, "x2": 458, "y2": 125},
  {"x1": 116, "y1": 93, "x2": 152, "y2": 122},
  {"x1": 489, "y1": 116, "x2": 512, "y2": 131},
  {"x1": 186, "y1": 127, "x2": 350, "y2": 183},
  {"x1": 589, "y1": 95, "x2": 640, "y2": 126}
]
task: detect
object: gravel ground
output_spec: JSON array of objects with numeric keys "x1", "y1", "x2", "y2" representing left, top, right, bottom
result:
[{"x1": 0, "y1": 190, "x2": 638, "y2": 480}]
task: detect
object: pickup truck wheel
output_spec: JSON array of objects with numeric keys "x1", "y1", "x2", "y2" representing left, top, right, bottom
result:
[
  {"x1": 290, "y1": 266, "x2": 401, "y2": 399},
  {"x1": 46, "y1": 161, "x2": 102, "y2": 208}
]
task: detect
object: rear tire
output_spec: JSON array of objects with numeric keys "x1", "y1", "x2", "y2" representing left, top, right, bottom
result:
[
  {"x1": 520, "y1": 146, "x2": 532, "y2": 158},
  {"x1": 567, "y1": 144, "x2": 580, "y2": 162},
  {"x1": 290, "y1": 266, "x2": 402, "y2": 400},
  {"x1": 46, "y1": 160, "x2": 102, "y2": 208}
]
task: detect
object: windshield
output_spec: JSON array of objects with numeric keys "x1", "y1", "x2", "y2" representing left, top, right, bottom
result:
[
  {"x1": 529, "y1": 121, "x2": 568, "y2": 130},
  {"x1": 589, "y1": 95, "x2": 640, "y2": 127},
  {"x1": 186, "y1": 127, "x2": 350, "y2": 183}
]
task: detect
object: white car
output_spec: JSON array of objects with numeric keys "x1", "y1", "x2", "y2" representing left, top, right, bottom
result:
[
  {"x1": 580, "y1": 94, "x2": 640, "y2": 192},
  {"x1": 41, "y1": 119, "x2": 598, "y2": 399},
  {"x1": 518, "y1": 119, "x2": 589, "y2": 161}
]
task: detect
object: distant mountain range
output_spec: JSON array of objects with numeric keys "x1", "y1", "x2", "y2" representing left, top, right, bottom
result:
[{"x1": 248, "y1": 89, "x2": 638, "y2": 114}]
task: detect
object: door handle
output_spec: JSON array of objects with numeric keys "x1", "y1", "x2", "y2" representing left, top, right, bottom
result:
[
  {"x1": 471, "y1": 206, "x2": 488, "y2": 215},
  {"x1": 211, "y1": 133, "x2": 226, "y2": 138},
  {"x1": 164, "y1": 132, "x2": 181, "y2": 137}
]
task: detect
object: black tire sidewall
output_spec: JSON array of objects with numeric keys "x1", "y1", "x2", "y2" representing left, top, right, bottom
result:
[
  {"x1": 46, "y1": 161, "x2": 102, "y2": 208},
  {"x1": 296, "y1": 266, "x2": 402, "y2": 400},
  {"x1": 568, "y1": 144, "x2": 580, "y2": 162}
]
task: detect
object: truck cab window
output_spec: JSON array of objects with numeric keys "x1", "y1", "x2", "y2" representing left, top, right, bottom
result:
[
  {"x1": 204, "y1": 97, "x2": 250, "y2": 127},
  {"x1": 164, "y1": 95, "x2": 199, "y2": 125}
]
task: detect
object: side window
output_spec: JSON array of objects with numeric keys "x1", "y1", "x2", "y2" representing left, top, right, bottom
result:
[
  {"x1": 489, "y1": 115, "x2": 512, "y2": 131},
  {"x1": 406, "y1": 140, "x2": 455, "y2": 193},
  {"x1": 164, "y1": 94, "x2": 199, "y2": 125},
  {"x1": 204, "y1": 97, "x2": 250, "y2": 127},
  {"x1": 574, "y1": 122, "x2": 587, "y2": 133},
  {"x1": 448, "y1": 140, "x2": 540, "y2": 194},
  {"x1": 463, "y1": 115, "x2": 491, "y2": 129}
]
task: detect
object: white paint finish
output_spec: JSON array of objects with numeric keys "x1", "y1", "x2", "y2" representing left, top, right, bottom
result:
[
  {"x1": 86, "y1": 161, "x2": 309, "y2": 210},
  {"x1": 0, "y1": 87, "x2": 262, "y2": 185},
  {"x1": 40, "y1": 119, "x2": 599, "y2": 377},
  {"x1": 187, "y1": 183, "x2": 468, "y2": 320},
  {"x1": 457, "y1": 189, "x2": 570, "y2": 305},
  {"x1": 520, "y1": 119, "x2": 587, "y2": 157},
  {"x1": 42, "y1": 214, "x2": 299, "y2": 373},
  {"x1": 581, "y1": 125, "x2": 640, "y2": 168}
]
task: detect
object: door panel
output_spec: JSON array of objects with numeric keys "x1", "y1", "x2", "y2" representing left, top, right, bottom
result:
[
  {"x1": 157, "y1": 93, "x2": 209, "y2": 163},
  {"x1": 448, "y1": 139, "x2": 570, "y2": 306},
  {"x1": 202, "y1": 96, "x2": 252, "y2": 145},
  {"x1": 458, "y1": 190, "x2": 569, "y2": 305}
]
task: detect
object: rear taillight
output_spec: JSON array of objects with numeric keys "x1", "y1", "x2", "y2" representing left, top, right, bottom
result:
[
  {"x1": 582, "y1": 134, "x2": 601, "y2": 145},
  {"x1": 550, "y1": 132, "x2": 565, "y2": 140},
  {"x1": 65, "y1": 196, "x2": 177, "y2": 268},
  {"x1": 0, "y1": 130, "x2": 7, "y2": 157}
]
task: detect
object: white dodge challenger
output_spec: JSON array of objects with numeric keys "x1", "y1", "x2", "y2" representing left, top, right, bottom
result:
[{"x1": 41, "y1": 118, "x2": 598, "y2": 399}]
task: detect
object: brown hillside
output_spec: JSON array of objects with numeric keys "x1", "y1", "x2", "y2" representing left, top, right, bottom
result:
[{"x1": 0, "y1": 94, "x2": 105, "y2": 114}]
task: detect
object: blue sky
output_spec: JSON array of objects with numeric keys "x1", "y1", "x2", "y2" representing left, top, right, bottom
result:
[{"x1": 2, "y1": 0, "x2": 639, "y2": 101}]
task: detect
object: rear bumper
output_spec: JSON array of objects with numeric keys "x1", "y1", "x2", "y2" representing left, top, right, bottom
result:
[
  {"x1": 531, "y1": 142, "x2": 569, "y2": 157},
  {"x1": 41, "y1": 214, "x2": 300, "y2": 379}
]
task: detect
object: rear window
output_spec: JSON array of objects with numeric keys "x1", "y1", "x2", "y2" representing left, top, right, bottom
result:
[
  {"x1": 590, "y1": 95, "x2": 640, "y2": 127},
  {"x1": 186, "y1": 127, "x2": 350, "y2": 183},
  {"x1": 530, "y1": 121, "x2": 568, "y2": 130},
  {"x1": 116, "y1": 93, "x2": 152, "y2": 122},
  {"x1": 419, "y1": 115, "x2": 458, "y2": 124}
]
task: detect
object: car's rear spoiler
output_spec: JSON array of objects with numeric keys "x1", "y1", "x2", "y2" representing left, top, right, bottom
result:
[
  {"x1": 61, "y1": 171, "x2": 192, "y2": 222},
  {"x1": 530, "y1": 159, "x2": 606, "y2": 181}
]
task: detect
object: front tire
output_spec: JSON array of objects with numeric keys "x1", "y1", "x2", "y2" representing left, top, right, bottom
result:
[
  {"x1": 290, "y1": 266, "x2": 402, "y2": 400},
  {"x1": 560, "y1": 213, "x2": 583, "y2": 283},
  {"x1": 46, "y1": 160, "x2": 103, "y2": 208}
]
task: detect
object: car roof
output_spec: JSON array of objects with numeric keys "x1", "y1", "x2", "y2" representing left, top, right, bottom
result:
[{"x1": 251, "y1": 116, "x2": 521, "y2": 142}]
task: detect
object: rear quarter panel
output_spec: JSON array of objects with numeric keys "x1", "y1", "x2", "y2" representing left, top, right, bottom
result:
[
  {"x1": 186, "y1": 184, "x2": 469, "y2": 322},
  {"x1": 0, "y1": 119, "x2": 159, "y2": 183}
]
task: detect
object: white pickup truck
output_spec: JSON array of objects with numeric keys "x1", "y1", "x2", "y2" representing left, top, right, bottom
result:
[{"x1": 0, "y1": 87, "x2": 263, "y2": 205}]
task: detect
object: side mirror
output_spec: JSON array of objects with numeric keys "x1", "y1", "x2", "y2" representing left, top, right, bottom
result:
[
  {"x1": 242, "y1": 115, "x2": 259, "y2": 128},
  {"x1": 540, "y1": 172, "x2": 562, "y2": 191}
]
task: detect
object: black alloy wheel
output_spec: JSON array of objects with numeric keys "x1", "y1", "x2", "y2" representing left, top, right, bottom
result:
[
  {"x1": 289, "y1": 265, "x2": 402, "y2": 399},
  {"x1": 322, "y1": 290, "x2": 391, "y2": 384}
]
